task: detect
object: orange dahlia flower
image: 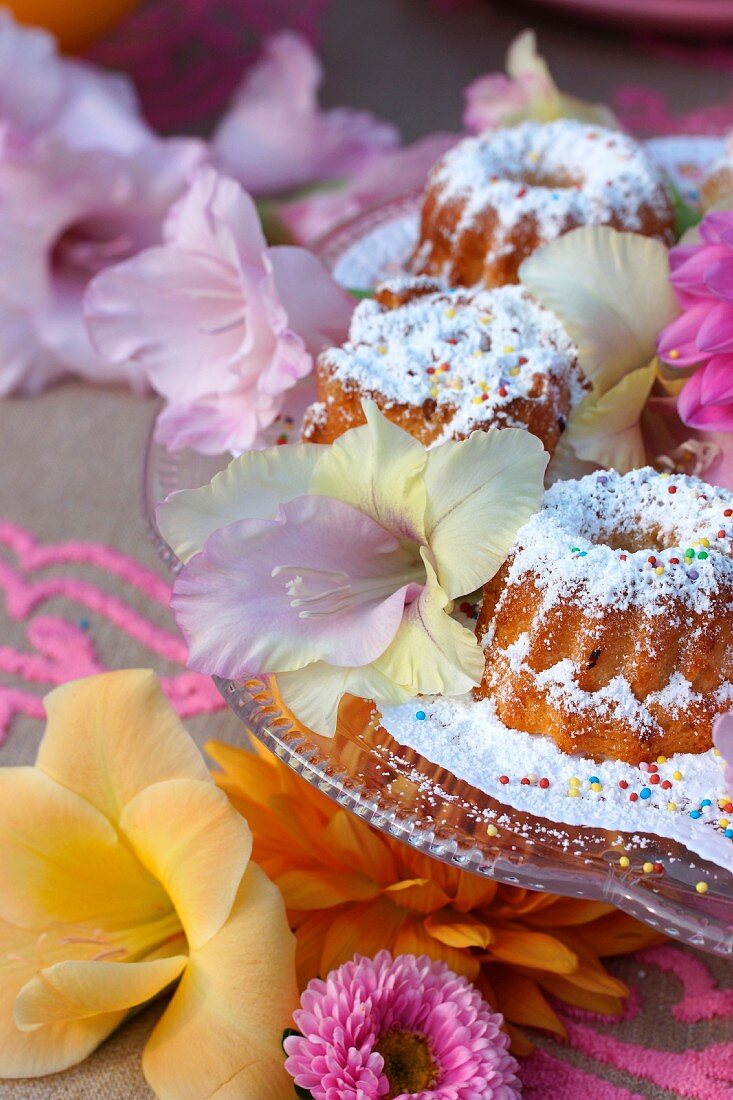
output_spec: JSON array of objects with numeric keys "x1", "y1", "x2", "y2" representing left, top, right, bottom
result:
[{"x1": 208, "y1": 737, "x2": 662, "y2": 1053}]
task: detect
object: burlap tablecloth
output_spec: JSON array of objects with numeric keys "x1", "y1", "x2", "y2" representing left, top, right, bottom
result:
[{"x1": 2, "y1": 0, "x2": 733, "y2": 1094}]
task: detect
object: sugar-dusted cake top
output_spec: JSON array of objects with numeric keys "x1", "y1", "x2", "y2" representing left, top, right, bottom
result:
[
  {"x1": 321, "y1": 281, "x2": 581, "y2": 441},
  {"x1": 505, "y1": 467, "x2": 733, "y2": 615},
  {"x1": 429, "y1": 119, "x2": 672, "y2": 238}
]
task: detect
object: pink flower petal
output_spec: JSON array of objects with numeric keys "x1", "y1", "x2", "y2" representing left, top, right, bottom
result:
[
  {"x1": 268, "y1": 246, "x2": 354, "y2": 352},
  {"x1": 212, "y1": 32, "x2": 398, "y2": 196},
  {"x1": 657, "y1": 303, "x2": 712, "y2": 367},
  {"x1": 705, "y1": 254, "x2": 733, "y2": 304},
  {"x1": 699, "y1": 355, "x2": 733, "y2": 406},
  {"x1": 700, "y1": 211, "x2": 733, "y2": 249},
  {"x1": 171, "y1": 495, "x2": 424, "y2": 678},
  {"x1": 277, "y1": 132, "x2": 456, "y2": 246},
  {"x1": 713, "y1": 712, "x2": 733, "y2": 789},
  {"x1": 697, "y1": 301, "x2": 733, "y2": 355},
  {"x1": 155, "y1": 388, "x2": 283, "y2": 456},
  {"x1": 678, "y1": 363, "x2": 733, "y2": 431},
  {"x1": 671, "y1": 244, "x2": 729, "y2": 304}
]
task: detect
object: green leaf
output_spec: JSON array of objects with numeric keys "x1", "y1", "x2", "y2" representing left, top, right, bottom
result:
[
  {"x1": 281, "y1": 1027, "x2": 301, "y2": 1051},
  {"x1": 346, "y1": 287, "x2": 375, "y2": 300},
  {"x1": 669, "y1": 181, "x2": 702, "y2": 240}
]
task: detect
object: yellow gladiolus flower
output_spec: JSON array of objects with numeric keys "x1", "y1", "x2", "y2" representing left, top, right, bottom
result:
[
  {"x1": 520, "y1": 226, "x2": 680, "y2": 478},
  {"x1": 209, "y1": 734, "x2": 662, "y2": 1054},
  {"x1": 0, "y1": 670, "x2": 297, "y2": 1098}
]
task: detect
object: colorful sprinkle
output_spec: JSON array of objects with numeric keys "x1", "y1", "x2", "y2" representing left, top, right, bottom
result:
[
  {"x1": 499, "y1": 775, "x2": 509, "y2": 785},
  {"x1": 487, "y1": 824, "x2": 498, "y2": 837},
  {"x1": 643, "y1": 862, "x2": 654, "y2": 874},
  {"x1": 696, "y1": 881, "x2": 709, "y2": 894},
  {"x1": 639, "y1": 788, "x2": 652, "y2": 800},
  {"x1": 619, "y1": 855, "x2": 630, "y2": 868},
  {"x1": 539, "y1": 777, "x2": 550, "y2": 789},
  {"x1": 415, "y1": 710, "x2": 426, "y2": 721}
]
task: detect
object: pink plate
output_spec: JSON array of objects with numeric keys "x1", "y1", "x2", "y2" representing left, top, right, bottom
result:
[{"x1": 521, "y1": 0, "x2": 733, "y2": 35}]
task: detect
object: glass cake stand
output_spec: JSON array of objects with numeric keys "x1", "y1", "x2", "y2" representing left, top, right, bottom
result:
[{"x1": 142, "y1": 182, "x2": 733, "y2": 957}]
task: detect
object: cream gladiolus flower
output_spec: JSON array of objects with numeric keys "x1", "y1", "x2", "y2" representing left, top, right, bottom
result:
[
  {"x1": 0, "y1": 670, "x2": 297, "y2": 1099},
  {"x1": 520, "y1": 226, "x2": 680, "y2": 475},
  {"x1": 464, "y1": 29, "x2": 617, "y2": 134},
  {"x1": 159, "y1": 402, "x2": 547, "y2": 736}
]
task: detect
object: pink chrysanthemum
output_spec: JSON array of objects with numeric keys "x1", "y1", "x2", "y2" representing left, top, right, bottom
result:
[
  {"x1": 284, "y1": 951, "x2": 520, "y2": 1100},
  {"x1": 657, "y1": 211, "x2": 733, "y2": 431}
]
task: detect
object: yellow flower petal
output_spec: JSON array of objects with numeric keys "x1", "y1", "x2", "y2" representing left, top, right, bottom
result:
[
  {"x1": 525, "y1": 898, "x2": 615, "y2": 927},
  {"x1": 274, "y1": 662, "x2": 412, "y2": 738},
  {"x1": 120, "y1": 779, "x2": 252, "y2": 950},
  {"x1": 566, "y1": 361, "x2": 657, "y2": 472},
  {"x1": 0, "y1": 768, "x2": 169, "y2": 932},
  {"x1": 520, "y1": 227, "x2": 679, "y2": 396},
  {"x1": 0, "y1": 916, "x2": 126, "y2": 1079},
  {"x1": 14, "y1": 955, "x2": 187, "y2": 1030},
  {"x1": 372, "y1": 557, "x2": 482, "y2": 696},
  {"x1": 424, "y1": 909, "x2": 494, "y2": 949},
  {"x1": 538, "y1": 974, "x2": 624, "y2": 1016},
  {"x1": 423, "y1": 427, "x2": 547, "y2": 599},
  {"x1": 309, "y1": 400, "x2": 428, "y2": 543},
  {"x1": 158, "y1": 443, "x2": 325, "y2": 563},
  {"x1": 490, "y1": 928, "x2": 578, "y2": 974},
  {"x1": 143, "y1": 864, "x2": 297, "y2": 1100},
  {"x1": 37, "y1": 670, "x2": 209, "y2": 822}
]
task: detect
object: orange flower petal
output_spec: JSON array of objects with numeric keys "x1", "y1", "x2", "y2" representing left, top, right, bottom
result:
[
  {"x1": 487, "y1": 969, "x2": 565, "y2": 1036},
  {"x1": 320, "y1": 897, "x2": 406, "y2": 976},
  {"x1": 424, "y1": 909, "x2": 494, "y2": 950},
  {"x1": 383, "y1": 879, "x2": 451, "y2": 914},
  {"x1": 323, "y1": 812, "x2": 397, "y2": 887},
  {"x1": 277, "y1": 870, "x2": 379, "y2": 910},
  {"x1": 522, "y1": 898, "x2": 615, "y2": 927},
  {"x1": 538, "y1": 974, "x2": 624, "y2": 1016},
  {"x1": 489, "y1": 929, "x2": 578, "y2": 974},
  {"x1": 392, "y1": 915, "x2": 480, "y2": 982}
]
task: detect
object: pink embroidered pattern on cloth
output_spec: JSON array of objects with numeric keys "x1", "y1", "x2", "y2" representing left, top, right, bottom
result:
[
  {"x1": 0, "y1": 519, "x2": 224, "y2": 739},
  {"x1": 522, "y1": 946, "x2": 733, "y2": 1098}
]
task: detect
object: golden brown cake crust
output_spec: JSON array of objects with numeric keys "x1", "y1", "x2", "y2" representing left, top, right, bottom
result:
[
  {"x1": 410, "y1": 120, "x2": 675, "y2": 288},
  {"x1": 475, "y1": 468, "x2": 733, "y2": 763},
  {"x1": 303, "y1": 280, "x2": 581, "y2": 454}
]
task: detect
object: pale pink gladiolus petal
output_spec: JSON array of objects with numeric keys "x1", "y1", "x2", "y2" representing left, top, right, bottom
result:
[
  {"x1": 657, "y1": 303, "x2": 712, "y2": 367},
  {"x1": 697, "y1": 301, "x2": 733, "y2": 355},
  {"x1": 463, "y1": 72, "x2": 533, "y2": 134},
  {"x1": 713, "y1": 712, "x2": 733, "y2": 789},
  {"x1": 268, "y1": 246, "x2": 354, "y2": 351},
  {"x1": 155, "y1": 389, "x2": 284, "y2": 457},
  {"x1": 86, "y1": 167, "x2": 351, "y2": 453},
  {"x1": 171, "y1": 496, "x2": 423, "y2": 677},
  {"x1": 212, "y1": 32, "x2": 398, "y2": 196},
  {"x1": 277, "y1": 132, "x2": 456, "y2": 246}
]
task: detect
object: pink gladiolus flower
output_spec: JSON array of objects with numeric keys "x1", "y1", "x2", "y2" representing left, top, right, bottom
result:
[
  {"x1": 277, "y1": 132, "x2": 456, "y2": 246},
  {"x1": 713, "y1": 712, "x2": 733, "y2": 789},
  {"x1": 284, "y1": 951, "x2": 520, "y2": 1100},
  {"x1": 85, "y1": 166, "x2": 354, "y2": 454},
  {"x1": 0, "y1": 10, "x2": 205, "y2": 396},
  {"x1": 212, "y1": 32, "x2": 399, "y2": 196},
  {"x1": 658, "y1": 211, "x2": 733, "y2": 432}
]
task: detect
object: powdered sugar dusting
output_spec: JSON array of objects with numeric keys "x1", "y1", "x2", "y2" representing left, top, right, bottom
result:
[
  {"x1": 431, "y1": 120, "x2": 672, "y2": 254},
  {"x1": 380, "y1": 693, "x2": 733, "y2": 874},
  {"x1": 321, "y1": 282, "x2": 581, "y2": 442},
  {"x1": 504, "y1": 466, "x2": 733, "y2": 617}
]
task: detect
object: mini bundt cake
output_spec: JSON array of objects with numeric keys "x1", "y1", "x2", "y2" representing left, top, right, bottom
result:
[
  {"x1": 410, "y1": 120, "x2": 675, "y2": 288},
  {"x1": 476, "y1": 468, "x2": 733, "y2": 763},
  {"x1": 302, "y1": 276, "x2": 583, "y2": 453},
  {"x1": 702, "y1": 132, "x2": 733, "y2": 210}
]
